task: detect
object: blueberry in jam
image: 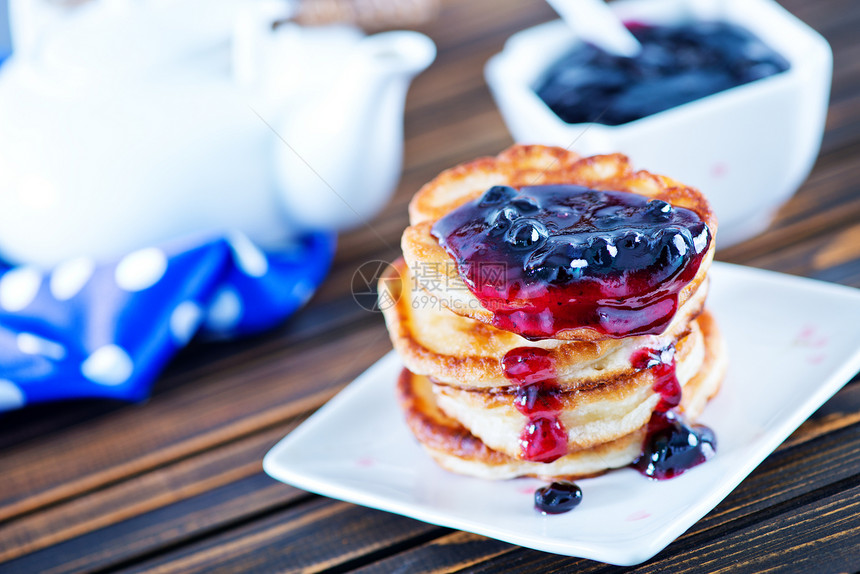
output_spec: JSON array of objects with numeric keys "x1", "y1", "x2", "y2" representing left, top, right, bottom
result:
[
  {"x1": 536, "y1": 21, "x2": 790, "y2": 126},
  {"x1": 480, "y1": 185, "x2": 518, "y2": 207},
  {"x1": 431, "y1": 185, "x2": 710, "y2": 339},
  {"x1": 633, "y1": 411, "x2": 717, "y2": 480},
  {"x1": 535, "y1": 481, "x2": 583, "y2": 514}
]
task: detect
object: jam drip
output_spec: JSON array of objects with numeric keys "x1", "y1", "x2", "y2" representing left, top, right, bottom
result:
[
  {"x1": 631, "y1": 346, "x2": 681, "y2": 412},
  {"x1": 502, "y1": 347, "x2": 568, "y2": 463},
  {"x1": 631, "y1": 346, "x2": 716, "y2": 479},
  {"x1": 633, "y1": 411, "x2": 716, "y2": 480},
  {"x1": 431, "y1": 185, "x2": 710, "y2": 340}
]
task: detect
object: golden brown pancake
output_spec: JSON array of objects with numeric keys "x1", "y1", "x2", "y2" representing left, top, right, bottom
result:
[
  {"x1": 397, "y1": 366, "x2": 645, "y2": 480},
  {"x1": 431, "y1": 311, "x2": 723, "y2": 458},
  {"x1": 397, "y1": 312, "x2": 726, "y2": 480},
  {"x1": 381, "y1": 257, "x2": 707, "y2": 389},
  {"x1": 401, "y1": 146, "x2": 717, "y2": 341}
]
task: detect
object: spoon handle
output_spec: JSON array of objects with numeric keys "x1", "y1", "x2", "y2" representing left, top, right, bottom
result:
[{"x1": 546, "y1": 0, "x2": 641, "y2": 57}]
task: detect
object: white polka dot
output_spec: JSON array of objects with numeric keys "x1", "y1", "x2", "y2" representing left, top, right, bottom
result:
[
  {"x1": 17, "y1": 333, "x2": 66, "y2": 360},
  {"x1": 0, "y1": 267, "x2": 41, "y2": 312},
  {"x1": 115, "y1": 248, "x2": 167, "y2": 292},
  {"x1": 0, "y1": 379, "x2": 25, "y2": 411},
  {"x1": 50, "y1": 257, "x2": 95, "y2": 301},
  {"x1": 170, "y1": 301, "x2": 202, "y2": 345},
  {"x1": 81, "y1": 345, "x2": 133, "y2": 386},
  {"x1": 228, "y1": 233, "x2": 268, "y2": 277},
  {"x1": 205, "y1": 287, "x2": 242, "y2": 332}
]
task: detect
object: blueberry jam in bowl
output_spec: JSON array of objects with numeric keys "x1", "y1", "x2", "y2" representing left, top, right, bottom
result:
[
  {"x1": 536, "y1": 22, "x2": 789, "y2": 127},
  {"x1": 485, "y1": 0, "x2": 832, "y2": 247}
]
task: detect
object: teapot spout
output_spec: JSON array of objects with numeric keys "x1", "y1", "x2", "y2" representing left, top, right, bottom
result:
[
  {"x1": 356, "y1": 30, "x2": 438, "y2": 83},
  {"x1": 274, "y1": 31, "x2": 436, "y2": 232}
]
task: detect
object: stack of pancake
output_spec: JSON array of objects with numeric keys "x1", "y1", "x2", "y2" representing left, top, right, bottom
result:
[{"x1": 380, "y1": 145, "x2": 727, "y2": 480}]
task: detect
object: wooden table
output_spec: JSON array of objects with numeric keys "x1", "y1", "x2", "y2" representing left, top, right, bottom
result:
[{"x1": 1, "y1": 1, "x2": 859, "y2": 571}]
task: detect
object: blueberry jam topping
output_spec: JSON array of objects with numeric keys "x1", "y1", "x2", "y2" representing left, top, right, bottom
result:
[
  {"x1": 537, "y1": 21, "x2": 790, "y2": 126},
  {"x1": 431, "y1": 185, "x2": 710, "y2": 339},
  {"x1": 535, "y1": 481, "x2": 583, "y2": 514},
  {"x1": 503, "y1": 347, "x2": 568, "y2": 463},
  {"x1": 633, "y1": 411, "x2": 717, "y2": 480},
  {"x1": 629, "y1": 345, "x2": 717, "y2": 479}
]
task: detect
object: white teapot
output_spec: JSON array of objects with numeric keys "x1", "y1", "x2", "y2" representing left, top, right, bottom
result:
[{"x1": 0, "y1": 0, "x2": 435, "y2": 267}]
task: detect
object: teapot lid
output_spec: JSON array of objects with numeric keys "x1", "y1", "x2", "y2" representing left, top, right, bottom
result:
[{"x1": 39, "y1": 0, "x2": 258, "y2": 79}]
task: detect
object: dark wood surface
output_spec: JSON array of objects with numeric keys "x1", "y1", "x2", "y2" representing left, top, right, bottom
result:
[{"x1": 1, "y1": 1, "x2": 859, "y2": 572}]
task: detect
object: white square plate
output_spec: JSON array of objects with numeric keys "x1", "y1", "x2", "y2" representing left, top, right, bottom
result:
[{"x1": 263, "y1": 262, "x2": 860, "y2": 566}]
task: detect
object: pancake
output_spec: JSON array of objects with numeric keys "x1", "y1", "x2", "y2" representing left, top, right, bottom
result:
[
  {"x1": 380, "y1": 257, "x2": 708, "y2": 389},
  {"x1": 397, "y1": 366, "x2": 645, "y2": 480},
  {"x1": 401, "y1": 146, "x2": 717, "y2": 342},
  {"x1": 396, "y1": 311, "x2": 726, "y2": 480},
  {"x1": 386, "y1": 144, "x2": 725, "y2": 481},
  {"x1": 431, "y1": 311, "x2": 724, "y2": 458}
]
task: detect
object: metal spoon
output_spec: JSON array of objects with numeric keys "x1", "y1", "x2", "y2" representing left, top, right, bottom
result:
[{"x1": 545, "y1": 0, "x2": 642, "y2": 57}]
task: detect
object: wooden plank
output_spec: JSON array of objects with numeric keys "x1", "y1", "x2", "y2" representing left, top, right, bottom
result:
[
  {"x1": 637, "y1": 484, "x2": 860, "y2": 573},
  {"x1": 0, "y1": 421, "x2": 305, "y2": 563},
  {"x1": 0, "y1": 322, "x2": 392, "y2": 523},
  {"x1": 771, "y1": 143, "x2": 860, "y2": 228},
  {"x1": 456, "y1": 483, "x2": 860, "y2": 573},
  {"x1": 717, "y1": 176, "x2": 860, "y2": 272},
  {"x1": 351, "y1": 531, "x2": 514, "y2": 574},
  {"x1": 4, "y1": 379, "x2": 855, "y2": 573},
  {"x1": 403, "y1": 3, "x2": 556, "y2": 114},
  {"x1": 1, "y1": 374, "x2": 855, "y2": 572},
  {"x1": 113, "y1": 499, "x2": 447, "y2": 574},
  {"x1": 0, "y1": 476, "x2": 312, "y2": 574}
]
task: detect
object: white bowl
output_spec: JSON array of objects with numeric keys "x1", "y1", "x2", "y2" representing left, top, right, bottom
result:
[{"x1": 485, "y1": 0, "x2": 832, "y2": 247}]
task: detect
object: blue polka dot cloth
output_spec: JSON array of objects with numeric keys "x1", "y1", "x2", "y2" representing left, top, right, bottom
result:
[{"x1": 0, "y1": 232, "x2": 336, "y2": 411}]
